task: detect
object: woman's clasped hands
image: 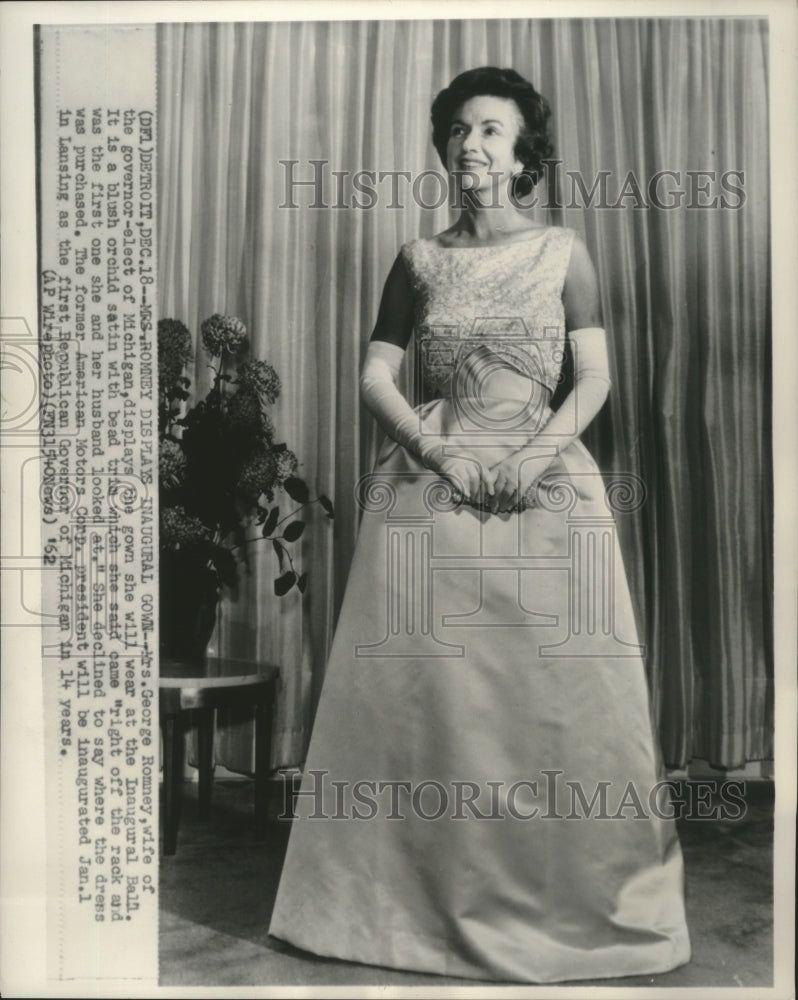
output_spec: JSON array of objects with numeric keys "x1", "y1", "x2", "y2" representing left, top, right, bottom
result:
[
  {"x1": 431, "y1": 445, "x2": 553, "y2": 514},
  {"x1": 486, "y1": 450, "x2": 553, "y2": 513}
]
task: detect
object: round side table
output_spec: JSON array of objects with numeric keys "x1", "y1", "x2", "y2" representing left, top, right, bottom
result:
[{"x1": 159, "y1": 658, "x2": 279, "y2": 855}]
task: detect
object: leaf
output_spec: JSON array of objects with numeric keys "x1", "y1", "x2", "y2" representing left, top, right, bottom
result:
[
  {"x1": 272, "y1": 538, "x2": 285, "y2": 570},
  {"x1": 262, "y1": 506, "x2": 280, "y2": 537},
  {"x1": 284, "y1": 476, "x2": 309, "y2": 504},
  {"x1": 319, "y1": 493, "x2": 335, "y2": 518},
  {"x1": 274, "y1": 571, "x2": 296, "y2": 597},
  {"x1": 296, "y1": 572, "x2": 308, "y2": 594},
  {"x1": 282, "y1": 520, "x2": 305, "y2": 542}
]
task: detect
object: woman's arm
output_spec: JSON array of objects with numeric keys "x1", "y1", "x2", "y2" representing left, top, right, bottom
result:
[
  {"x1": 563, "y1": 232, "x2": 603, "y2": 332},
  {"x1": 536, "y1": 233, "x2": 612, "y2": 451},
  {"x1": 368, "y1": 251, "x2": 415, "y2": 349},
  {"x1": 359, "y1": 252, "x2": 485, "y2": 499},
  {"x1": 360, "y1": 252, "x2": 439, "y2": 463},
  {"x1": 487, "y1": 235, "x2": 612, "y2": 512}
]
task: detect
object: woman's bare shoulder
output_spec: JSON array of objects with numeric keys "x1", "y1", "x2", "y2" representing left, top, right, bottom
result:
[
  {"x1": 562, "y1": 233, "x2": 602, "y2": 330},
  {"x1": 564, "y1": 231, "x2": 597, "y2": 283}
]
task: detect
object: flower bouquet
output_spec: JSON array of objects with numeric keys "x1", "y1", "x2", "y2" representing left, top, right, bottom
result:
[{"x1": 158, "y1": 313, "x2": 333, "y2": 661}]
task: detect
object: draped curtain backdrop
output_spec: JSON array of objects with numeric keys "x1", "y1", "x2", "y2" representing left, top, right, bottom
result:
[{"x1": 157, "y1": 18, "x2": 772, "y2": 770}]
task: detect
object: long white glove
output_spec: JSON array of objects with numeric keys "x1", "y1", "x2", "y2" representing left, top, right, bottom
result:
[
  {"x1": 488, "y1": 327, "x2": 613, "y2": 511},
  {"x1": 359, "y1": 340, "x2": 445, "y2": 468},
  {"x1": 527, "y1": 325, "x2": 612, "y2": 452}
]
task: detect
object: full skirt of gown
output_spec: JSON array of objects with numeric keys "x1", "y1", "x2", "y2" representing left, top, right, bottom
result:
[{"x1": 268, "y1": 377, "x2": 691, "y2": 983}]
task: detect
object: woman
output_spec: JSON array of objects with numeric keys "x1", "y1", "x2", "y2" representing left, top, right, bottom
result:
[{"x1": 269, "y1": 67, "x2": 691, "y2": 984}]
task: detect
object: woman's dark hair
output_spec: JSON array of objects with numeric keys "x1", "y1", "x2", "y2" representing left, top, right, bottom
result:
[{"x1": 431, "y1": 67, "x2": 553, "y2": 196}]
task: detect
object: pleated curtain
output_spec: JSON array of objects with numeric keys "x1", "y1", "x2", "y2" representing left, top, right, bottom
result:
[{"x1": 156, "y1": 17, "x2": 772, "y2": 769}]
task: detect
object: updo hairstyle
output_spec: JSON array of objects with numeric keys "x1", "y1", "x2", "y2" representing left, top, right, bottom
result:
[{"x1": 430, "y1": 67, "x2": 554, "y2": 196}]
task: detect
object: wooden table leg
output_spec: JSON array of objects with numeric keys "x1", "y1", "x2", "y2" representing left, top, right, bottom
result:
[
  {"x1": 254, "y1": 682, "x2": 274, "y2": 839},
  {"x1": 196, "y1": 707, "x2": 214, "y2": 820},
  {"x1": 161, "y1": 712, "x2": 185, "y2": 856}
]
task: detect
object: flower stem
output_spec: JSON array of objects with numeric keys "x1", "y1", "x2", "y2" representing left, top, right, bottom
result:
[
  {"x1": 274, "y1": 500, "x2": 316, "y2": 528},
  {"x1": 227, "y1": 497, "x2": 322, "y2": 554}
]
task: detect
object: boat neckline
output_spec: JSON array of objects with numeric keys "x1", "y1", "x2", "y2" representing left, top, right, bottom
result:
[{"x1": 422, "y1": 227, "x2": 557, "y2": 250}]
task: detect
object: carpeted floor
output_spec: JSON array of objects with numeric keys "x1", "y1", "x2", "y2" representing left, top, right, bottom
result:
[{"x1": 159, "y1": 778, "x2": 774, "y2": 988}]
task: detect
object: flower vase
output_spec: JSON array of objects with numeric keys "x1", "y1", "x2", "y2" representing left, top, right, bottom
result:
[{"x1": 159, "y1": 554, "x2": 220, "y2": 666}]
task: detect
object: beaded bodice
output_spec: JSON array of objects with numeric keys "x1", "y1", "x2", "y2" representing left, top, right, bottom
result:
[{"x1": 401, "y1": 227, "x2": 576, "y2": 398}]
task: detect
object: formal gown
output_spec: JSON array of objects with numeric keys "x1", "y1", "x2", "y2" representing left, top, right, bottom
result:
[{"x1": 268, "y1": 227, "x2": 691, "y2": 983}]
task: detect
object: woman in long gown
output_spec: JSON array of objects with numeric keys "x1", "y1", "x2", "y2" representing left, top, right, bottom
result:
[{"x1": 269, "y1": 67, "x2": 691, "y2": 983}]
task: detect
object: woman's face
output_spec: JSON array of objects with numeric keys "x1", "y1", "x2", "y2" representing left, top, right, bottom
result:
[{"x1": 446, "y1": 95, "x2": 525, "y2": 194}]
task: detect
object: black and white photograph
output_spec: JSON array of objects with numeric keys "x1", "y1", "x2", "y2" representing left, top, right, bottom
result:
[{"x1": 0, "y1": 2, "x2": 795, "y2": 997}]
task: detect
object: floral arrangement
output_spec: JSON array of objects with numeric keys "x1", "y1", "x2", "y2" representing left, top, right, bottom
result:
[{"x1": 158, "y1": 313, "x2": 333, "y2": 633}]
